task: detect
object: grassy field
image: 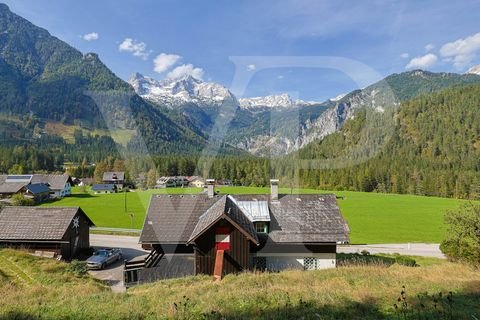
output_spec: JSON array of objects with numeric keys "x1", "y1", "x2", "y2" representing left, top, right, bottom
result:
[
  {"x1": 39, "y1": 186, "x2": 469, "y2": 244},
  {"x1": 0, "y1": 249, "x2": 479, "y2": 319}
]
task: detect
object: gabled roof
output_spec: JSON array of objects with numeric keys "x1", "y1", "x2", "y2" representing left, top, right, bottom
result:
[
  {"x1": 30, "y1": 174, "x2": 71, "y2": 191},
  {"x1": 140, "y1": 193, "x2": 349, "y2": 245},
  {"x1": 140, "y1": 194, "x2": 221, "y2": 244},
  {"x1": 187, "y1": 196, "x2": 259, "y2": 245},
  {"x1": 26, "y1": 183, "x2": 51, "y2": 195},
  {"x1": 103, "y1": 172, "x2": 125, "y2": 181},
  {"x1": 188, "y1": 196, "x2": 227, "y2": 243},
  {"x1": 0, "y1": 207, "x2": 94, "y2": 241},
  {"x1": 92, "y1": 184, "x2": 116, "y2": 191}
]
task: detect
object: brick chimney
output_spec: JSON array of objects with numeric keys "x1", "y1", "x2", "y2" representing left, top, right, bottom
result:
[{"x1": 270, "y1": 179, "x2": 279, "y2": 200}]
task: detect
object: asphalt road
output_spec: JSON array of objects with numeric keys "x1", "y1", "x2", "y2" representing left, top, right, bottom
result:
[{"x1": 337, "y1": 243, "x2": 445, "y2": 258}]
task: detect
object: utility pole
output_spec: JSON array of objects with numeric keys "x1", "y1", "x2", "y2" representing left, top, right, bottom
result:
[{"x1": 124, "y1": 187, "x2": 128, "y2": 213}]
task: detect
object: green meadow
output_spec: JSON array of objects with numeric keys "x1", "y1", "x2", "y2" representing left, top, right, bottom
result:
[{"x1": 39, "y1": 186, "x2": 469, "y2": 244}]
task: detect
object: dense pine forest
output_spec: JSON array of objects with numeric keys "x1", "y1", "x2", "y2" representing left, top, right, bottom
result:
[{"x1": 289, "y1": 84, "x2": 480, "y2": 199}]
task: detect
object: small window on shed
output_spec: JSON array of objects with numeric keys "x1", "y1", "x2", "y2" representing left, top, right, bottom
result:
[{"x1": 255, "y1": 222, "x2": 268, "y2": 233}]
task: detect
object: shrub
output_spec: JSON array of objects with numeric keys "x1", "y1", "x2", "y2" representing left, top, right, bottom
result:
[
  {"x1": 67, "y1": 260, "x2": 88, "y2": 277},
  {"x1": 440, "y1": 203, "x2": 480, "y2": 267},
  {"x1": 10, "y1": 194, "x2": 35, "y2": 206},
  {"x1": 394, "y1": 256, "x2": 417, "y2": 267}
]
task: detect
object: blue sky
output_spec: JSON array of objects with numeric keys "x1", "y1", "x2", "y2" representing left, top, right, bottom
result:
[{"x1": 3, "y1": 0, "x2": 480, "y2": 101}]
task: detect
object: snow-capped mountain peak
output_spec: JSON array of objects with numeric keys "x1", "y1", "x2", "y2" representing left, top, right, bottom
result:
[
  {"x1": 239, "y1": 93, "x2": 317, "y2": 109},
  {"x1": 129, "y1": 73, "x2": 237, "y2": 107},
  {"x1": 466, "y1": 65, "x2": 480, "y2": 75}
]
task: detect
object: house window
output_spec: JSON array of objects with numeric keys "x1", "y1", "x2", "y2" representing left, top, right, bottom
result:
[
  {"x1": 255, "y1": 222, "x2": 268, "y2": 233},
  {"x1": 304, "y1": 257, "x2": 317, "y2": 270}
]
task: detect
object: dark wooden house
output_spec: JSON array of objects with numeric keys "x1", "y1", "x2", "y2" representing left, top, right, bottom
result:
[
  {"x1": 131, "y1": 179, "x2": 349, "y2": 285},
  {"x1": 0, "y1": 207, "x2": 94, "y2": 259}
]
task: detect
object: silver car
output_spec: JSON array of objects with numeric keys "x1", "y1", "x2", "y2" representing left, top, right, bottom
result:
[{"x1": 86, "y1": 248, "x2": 123, "y2": 270}]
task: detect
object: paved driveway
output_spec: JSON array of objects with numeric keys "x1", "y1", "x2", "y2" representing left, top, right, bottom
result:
[{"x1": 89, "y1": 234, "x2": 148, "y2": 292}]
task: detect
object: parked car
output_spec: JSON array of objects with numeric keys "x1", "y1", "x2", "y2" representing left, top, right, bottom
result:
[{"x1": 86, "y1": 248, "x2": 123, "y2": 270}]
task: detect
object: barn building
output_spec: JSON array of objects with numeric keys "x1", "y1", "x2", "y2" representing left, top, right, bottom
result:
[
  {"x1": 127, "y1": 179, "x2": 349, "y2": 285},
  {"x1": 0, "y1": 207, "x2": 94, "y2": 259}
]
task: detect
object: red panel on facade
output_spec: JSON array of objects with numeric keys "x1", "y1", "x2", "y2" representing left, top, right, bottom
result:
[{"x1": 216, "y1": 242, "x2": 230, "y2": 251}]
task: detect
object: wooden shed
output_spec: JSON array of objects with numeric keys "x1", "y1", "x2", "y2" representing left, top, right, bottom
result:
[{"x1": 0, "y1": 206, "x2": 94, "y2": 259}]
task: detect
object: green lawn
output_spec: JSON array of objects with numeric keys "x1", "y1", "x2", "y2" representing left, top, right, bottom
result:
[{"x1": 40, "y1": 186, "x2": 469, "y2": 244}]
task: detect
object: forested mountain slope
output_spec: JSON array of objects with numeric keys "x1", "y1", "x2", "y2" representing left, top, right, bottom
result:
[
  {"x1": 0, "y1": 3, "x2": 207, "y2": 156},
  {"x1": 289, "y1": 84, "x2": 480, "y2": 199}
]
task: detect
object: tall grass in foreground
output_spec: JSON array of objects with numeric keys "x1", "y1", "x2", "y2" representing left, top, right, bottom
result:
[{"x1": 0, "y1": 249, "x2": 479, "y2": 319}]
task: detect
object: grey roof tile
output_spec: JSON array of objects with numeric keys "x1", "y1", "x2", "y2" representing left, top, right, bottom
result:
[
  {"x1": 0, "y1": 207, "x2": 94, "y2": 241},
  {"x1": 140, "y1": 193, "x2": 349, "y2": 245},
  {"x1": 30, "y1": 174, "x2": 71, "y2": 191},
  {"x1": 140, "y1": 194, "x2": 221, "y2": 244}
]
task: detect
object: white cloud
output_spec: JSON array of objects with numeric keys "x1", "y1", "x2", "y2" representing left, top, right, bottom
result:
[
  {"x1": 400, "y1": 53, "x2": 409, "y2": 59},
  {"x1": 118, "y1": 38, "x2": 150, "y2": 60},
  {"x1": 166, "y1": 64, "x2": 204, "y2": 80},
  {"x1": 277, "y1": 75, "x2": 285, "y2": 79},
  {"x1": 440, "y1": 32, "x2": 480, "y2": 68},
  {"x1": 405, "y1": 53, "x2": 438, "y2": 69},
  {"x1": 153, "y1": 53, "x2": 182, "y2": 73},
  {"x1": 82, "y1": 32, "x2": 99, "y2": 41},
  {"x1": 424, "y1": 43, "x2": 435, "y2": 52},
  {"x1": 247, "y1": 64, "x2": 256, "y2": 71}
]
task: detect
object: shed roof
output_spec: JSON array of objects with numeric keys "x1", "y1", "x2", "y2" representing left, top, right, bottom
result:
[
  {"x1": 26, "y1": 183, "x2": 51, "y2": 195},
  {"x1": 0, "y1": 207, "x2": 94, "y2": 241}
]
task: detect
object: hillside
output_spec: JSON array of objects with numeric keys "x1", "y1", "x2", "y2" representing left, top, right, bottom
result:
[
  {"x1": 0, "y1": 249, "x2": 479, "y2": 319},
  {"x1": 0, "y1": 4, "x2": 210, "y2": 156},
  {"x1": 291, "y1": 83, "x2": 480, "y2": 199}
]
